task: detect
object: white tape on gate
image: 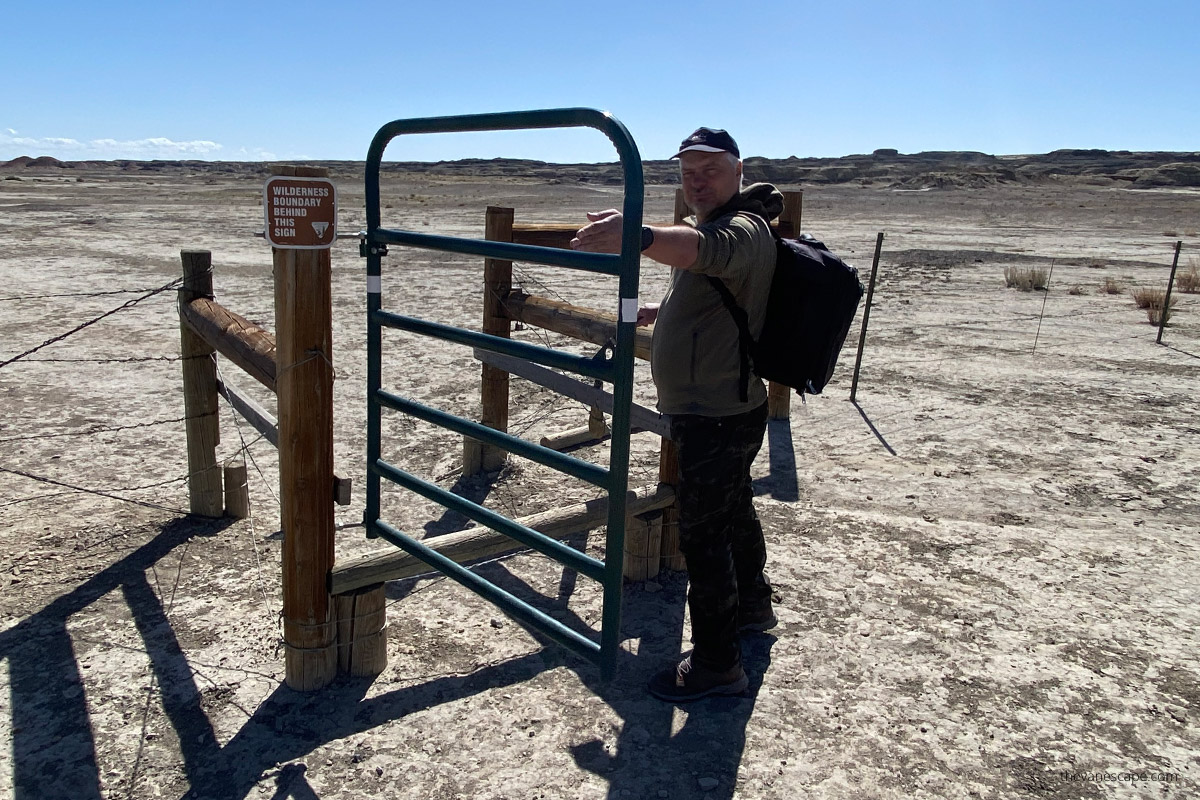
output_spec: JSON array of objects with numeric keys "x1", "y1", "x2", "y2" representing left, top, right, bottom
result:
[{"x1": 619, "y1": 297, "x2": 639, "y2": 323}]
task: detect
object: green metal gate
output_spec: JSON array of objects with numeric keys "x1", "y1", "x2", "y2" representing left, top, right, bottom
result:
[{"x1": 362, "y1": 108, "x2": 643, "y2": 679}]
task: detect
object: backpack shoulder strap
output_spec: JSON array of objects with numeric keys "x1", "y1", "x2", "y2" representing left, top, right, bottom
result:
[{"x1": 706, "y1": 275, "x2": 752, "y2": 403}]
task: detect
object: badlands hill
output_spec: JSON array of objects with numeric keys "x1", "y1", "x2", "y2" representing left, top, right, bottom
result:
[{"x1": 3, "y1": 148, "x2": 1200, "y2": 189}]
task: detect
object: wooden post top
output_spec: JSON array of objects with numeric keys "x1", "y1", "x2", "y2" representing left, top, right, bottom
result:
[{"x1": 271, "y1": 164, "x2": 330, "y2": 178}]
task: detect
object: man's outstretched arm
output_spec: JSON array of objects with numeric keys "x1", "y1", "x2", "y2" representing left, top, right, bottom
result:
[{"x1": 570, "y1": 209, "x2": 699, "y2": 270}]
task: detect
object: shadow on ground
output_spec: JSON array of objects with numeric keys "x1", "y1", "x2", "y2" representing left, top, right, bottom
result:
[
  {"x1": 4, "y1": 512, "x2": 772, "y2": 800},
  {"x1": 752, "y1": 416, "x2": 799, "y2": 501}
]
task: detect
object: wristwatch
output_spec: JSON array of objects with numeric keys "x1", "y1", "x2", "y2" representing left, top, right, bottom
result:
[{"x1": 640, "y1": 225, "x2": 654, "y2": 252}]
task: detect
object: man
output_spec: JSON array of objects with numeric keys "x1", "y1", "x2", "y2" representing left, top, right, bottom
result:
[{"x1": 572, "y1": 127, "x2": 783, "y2": 701}]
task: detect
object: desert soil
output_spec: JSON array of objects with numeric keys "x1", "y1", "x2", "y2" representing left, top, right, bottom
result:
[{"x1": 1, "y1": 162, "x2": 1198, "y2": 800}]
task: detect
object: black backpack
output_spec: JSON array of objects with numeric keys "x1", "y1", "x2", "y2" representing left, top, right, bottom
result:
[{"x1": 708, "y1": 232, "x2": 864, "y2": 400}]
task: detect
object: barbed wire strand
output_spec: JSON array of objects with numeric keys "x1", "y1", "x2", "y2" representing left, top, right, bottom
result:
[
  {"x1": 0, "y1": 412, "x2": 213, "y2": 444},
  {"x1": 0, "y1": 277, "x2": 182, "y2": 370},
  {"x1": 0, "y1": 433, "x2": 267, "y2": 511},
  {"x1": 0, "y1": 466, "x2": 191, "y2": 515},
  {"x1": 21, "y1": 355, "x2": 186, "y2": 365},
  {"x1": 881, "y1": 329, "x2": 1159, "y2": 368},
  {"x1": 0, "y1": 285, "x2": 181, "y2": 302}
]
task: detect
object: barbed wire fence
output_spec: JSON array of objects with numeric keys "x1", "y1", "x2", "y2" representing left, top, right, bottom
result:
[
  {"x1": 1, "y1": 237, "x2": 1192, "y2": 533},
  {"x1": 503, "y1": 238, "x2": 1195, "y2": 469},
  {"x1": 0, "y1": 276, "x2": 282, "y2": 623},
  {"x1": 0, "y1": 235, "x2": 1193, "y2": 652},
  {"x1": 0, "y1": 279, "x2": 183, "y2": 369}
]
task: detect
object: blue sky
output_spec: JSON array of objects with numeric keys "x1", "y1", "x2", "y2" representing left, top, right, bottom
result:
[{"x1": 2, "y1": 0, "x2": 1196, "y2": 163}]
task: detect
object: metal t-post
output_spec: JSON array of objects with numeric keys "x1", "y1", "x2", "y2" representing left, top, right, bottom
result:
[
  {"x1": 850, "y1": 232, "x2": 884, "y2": 403},
  {"x1": 1157, "y1": 241, "x2": 1183, "y2": 345}
]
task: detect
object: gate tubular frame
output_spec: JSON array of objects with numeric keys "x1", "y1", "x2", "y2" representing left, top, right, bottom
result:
[{"x1": 363, "y1": 108, "x2": 643, "y2": 680}]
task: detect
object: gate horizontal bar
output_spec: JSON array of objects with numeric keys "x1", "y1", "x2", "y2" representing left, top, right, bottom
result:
[
  {"x1": 373, "y1": 228, "x2": 621, "y2": 276},
  {"x1": 370, "y1": 518, "x2": 601, "y2": 664},
  {"x1": 371, "y1": 458, "x2": 605, "y2": 582},
  {"x1": 473, "y1": 348, "x2": 671, "y2": 438},
  {"x1": 374, "y1": 388, "x2": 611, "y2": 489},
  {"x1": 333, "y1": 484, "x2": 675, "y2": 594},
  {"x1": 372, "y1": 309, "x2": 615, "y2": 382}
]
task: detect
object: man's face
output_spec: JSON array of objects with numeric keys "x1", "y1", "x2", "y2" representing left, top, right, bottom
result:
[{"x1": 679, "y1": 150, "x2": 742, "y2": 219}]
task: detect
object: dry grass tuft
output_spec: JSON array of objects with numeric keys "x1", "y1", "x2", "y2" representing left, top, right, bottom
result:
[
  {"x1": 1148, "y1": 304, "x2": 1173, "y2": 326},
  {"x1": 1068, "y1": 285, "x2": 1086, "y2": 296},
  {"x1": 1176, "y1": 260, "x2": 1200, "y2": 293},
  {"x1": 1133, "y1": 287, "x2": 1179, "y2": 326},
  {"x1": 1004, "y1": 266, "x2": 1049, "y2": 291},
  {"x1": 1131, "y1": 286, "x2": 1171, "y2": 309},
  {"x1": 1102, "y1": 277, "x2": 1124, "y2": 294}
]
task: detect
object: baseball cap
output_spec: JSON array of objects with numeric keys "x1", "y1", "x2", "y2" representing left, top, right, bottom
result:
[{"x1": 671, "y1": 127, "x2": 741, "y2": 159}]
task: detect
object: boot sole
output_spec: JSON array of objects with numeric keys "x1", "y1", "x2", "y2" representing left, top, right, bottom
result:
[
  {"x1": 648, "y1": 673, "x2": 749, "y2": 702},
  {"x1": 738, "y1": 615, "x2": 778, "y2": 633}
]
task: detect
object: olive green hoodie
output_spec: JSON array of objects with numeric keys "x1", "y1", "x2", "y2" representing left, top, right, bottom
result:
[{"x1": 651, "y1": 182, "x2": 784, "y2": 416}]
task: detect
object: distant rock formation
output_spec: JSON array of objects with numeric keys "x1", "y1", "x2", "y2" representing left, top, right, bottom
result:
[
  {"x1": 3, "y1": 149, "x2": 1200, "y2": 188},
  {"x1": 1, "y1": 155, "x2": 69, "y2": 169}
]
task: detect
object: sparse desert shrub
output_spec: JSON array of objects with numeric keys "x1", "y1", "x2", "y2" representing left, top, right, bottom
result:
[
  {"x1": 1004, "y1": 266, "x2": 1049, "y2": 291},
  {"x1": 1162, "y1": 230, "x2": 1178, "y2": 237},
  {"x1": 1133, "y1": 287, "x2": 1178, "y2": 326},
  {"x1": 1131, "y1": 286, "x2": 1161, "y2": 308},
  {"x1": 1068, "y1": 285, "x2": 1086, "y2": 295},
  {"x1": 1148, "y1": 304, "x2": 1173, "y2": 326},
  {"x1": 1176, "y1": 260, "x2": 1200, "y2": 293},
  {"x1": 1102, "y1": 277, "x2": 1123, "y2": 294}
]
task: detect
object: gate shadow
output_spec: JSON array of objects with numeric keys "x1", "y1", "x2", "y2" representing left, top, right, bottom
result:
[{"x1": 4, "y1": 514, "x2": 770, "y2": 800}]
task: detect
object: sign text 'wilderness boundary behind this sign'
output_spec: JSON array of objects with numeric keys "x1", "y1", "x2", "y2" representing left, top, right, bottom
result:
[{"x1": 264, "y1": 177, "x2": 338, "y2": 249}]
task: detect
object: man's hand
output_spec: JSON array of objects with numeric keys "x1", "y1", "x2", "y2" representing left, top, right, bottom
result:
[
  {"x1": 570, "y1": 209, "x2": 623, "y2": 253},
  {"x1": 636, "y1": 303, "x2": 660, "y2": 327},
  {"x1": 572, "y1": 210, "x2": 700, "y2": 270}
]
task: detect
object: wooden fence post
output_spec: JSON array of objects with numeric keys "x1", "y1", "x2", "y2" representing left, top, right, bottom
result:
[
  {"x1": 274, "y1": 165, "x2": 337, "y2": 691},
  {"x1": 623, "y1": 511, "x2": 662, "y2": 582},
  {"x1": 334, "y1": 584, "x2": 388, "y2": 677},
  {"x1": 657, "y1": 437, "x2": 686, "y2": 570},
  {"x1": 179, "y1": 250, "x2": 223, "y2": 517},
  {"x1": 464, "y1": 206, "x2": 514, "y2": 475},
  {"x1": 223, "y1": 458, "x2": 249, "y2": 519}
]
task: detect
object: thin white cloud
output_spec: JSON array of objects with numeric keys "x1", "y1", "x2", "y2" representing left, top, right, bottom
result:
[
  {"x1": 231, "y1": 146, "x2": 279, "y2": 161},
  {"x1": 0, "y1": 130, "x2": 227, "y2": 160}
]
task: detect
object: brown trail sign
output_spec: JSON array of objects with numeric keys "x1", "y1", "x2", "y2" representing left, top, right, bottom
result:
[{"x1": 264, "y1": 176, "x2": 338, "y2": 249}]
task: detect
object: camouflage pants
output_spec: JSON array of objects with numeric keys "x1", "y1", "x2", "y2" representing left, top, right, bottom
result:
[{"x1": 673, "y1": 401, "x2": 771, "y2": 671}]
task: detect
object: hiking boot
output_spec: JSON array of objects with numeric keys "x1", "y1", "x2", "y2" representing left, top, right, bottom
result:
[
  {"x1": 648, "y1": 653, "x2": 748, "y2": 702},
  {"x1": 737, "y1": 602, "x2": 778, "y2": 633}
]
